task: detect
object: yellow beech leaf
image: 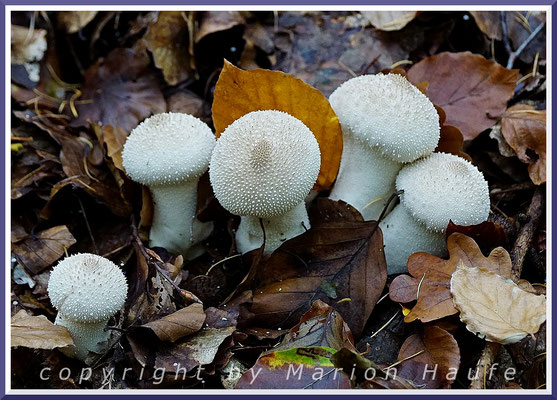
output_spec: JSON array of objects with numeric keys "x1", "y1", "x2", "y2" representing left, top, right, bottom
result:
[
  {"x1": 212, "y1": 61, "x2": 343, "y2": 191},
  {"x1": 450, "y1": 262, "x2": 546, "y2": 344}
]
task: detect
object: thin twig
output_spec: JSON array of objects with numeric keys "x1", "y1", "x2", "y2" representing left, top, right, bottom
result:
[{"x1": 506, "y1": 20, "x2": 546, "y2": 69}]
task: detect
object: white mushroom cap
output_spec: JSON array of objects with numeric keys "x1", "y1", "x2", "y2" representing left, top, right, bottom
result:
[
  {"x1": 122, "y1": 112, "x2": 216, "y2": 186},
  {"x1": 329, "y1": 73, "x2": 440, "y2": 163},
  {"x1": 209, "y1": 110, "x2": 321, "y2": 218},
  {"x1": 48, "y1": 253, "x2": 127, "y2": 323},
  {"x1": 396, "y1": 152, "x2": 490, "y2": 232}
]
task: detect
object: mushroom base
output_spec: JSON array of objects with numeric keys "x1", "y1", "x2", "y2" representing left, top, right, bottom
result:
[
  {"x1": 379, "y1": 204, "x2": 447, "y2": 274},
  {"x1": 329, "y1": 135, "x2": 401, "y2": 221},
  {"x1": 149, "y1": 183, "x2": 211, "y2": 259},
  {"x1": 55, "y1": 314, "x2": 110, "y2": 360},
  {"x1": 236, "y1": 202, "x2": 310, "y2": 254}
]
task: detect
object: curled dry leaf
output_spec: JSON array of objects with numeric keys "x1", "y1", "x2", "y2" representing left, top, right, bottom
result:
[
  {"x1": 450, "y1": 262, "x2": 546, "y2": 344},
  {"x1": 57, "y1": 11, "x2": 98, "y2": 33},
  {"x1": 396, "y1": 326, "x2": 460, "y2": 388},
  {"x1": 446, "y1": 220, "x2": 507, "y2": 250},
  {"x1": 407, "y1": 52, "x2": 518, "y2": 140},
  {"x1": 11, "y1": 310, "x2": 74, "y2": 350},
  {"x1": 101, "y1": 125, "x2": 128, "y2": 172},
  {"x1": 251, "y1": 216, "x2": 387, "y2": 338},
  {"x1": 389, "y1": 233, "x2": 512, "y2": 323},
  {"x1": 211, "y1": 61, "x2": 343, "y2": 191},
  {"x1": 195, "y1": 11, "x2": 245, "y2": 42},
  {"x1": 70, "y1": 46, "x2": 166, "y2": 132},
  {"x1": 144, "y1": 11, "x2": 191, "y2": 86},
  {"x1": 141, "y1": 303, "x2": 206, "y2": 343},
  {"x1": 361, "y1": 11, "x2": 418, "y2": 31},
  {"x1": 501, "y1": 104, "x2": 546, "y2": 185},
  {"x1": 280, "y1": 300, "x2": 356, "y2": 352},
  {"x1": 236, "y1": 347, "x2": 351, "y2": 389},
  {"x1": 469, "y1": 11, "x2": 503, "y2": 40},
  {"x1": 12, "y1": 225, "x2": 76, "y2": 275}
]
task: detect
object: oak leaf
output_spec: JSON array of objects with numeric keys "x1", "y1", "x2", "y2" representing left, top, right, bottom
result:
[
  {"x1": 407, "y1": 51, "x2": 518, "y2": 140},
  {"x1": 389, "y1": 233, "x2": 512, "y2": 323},
  {"x1": 501, "y1": 104, "x2": 546, "y2": 185},
  {"x1": 450, "y1": 262, "x2": 546, "y2": 344},
  {"x1": 211, "y1": 61, "x2": 343, "y2": 191}
]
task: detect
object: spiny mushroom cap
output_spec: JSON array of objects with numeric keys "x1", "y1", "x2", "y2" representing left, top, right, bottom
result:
[
  {"x1": 122, "y1": 112, "x2": 216, "y2": 186},
  {"x1": 396, "y1": 152, "x2": 490, "y2": 232},
  {"x1": 329, "y1": 73, "x2": 440, "y2": 163},
  {"x1": 48, "y1": 253, "x2": 127, "y2": 323},
  {"x1": 209, "y1": 110, "x2": 321, "y2": 218}
]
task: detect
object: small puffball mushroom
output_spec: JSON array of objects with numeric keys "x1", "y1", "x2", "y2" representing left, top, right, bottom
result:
[
  {"x1": 329, "y1": 73, "x2": 440, "y2": 220},
  {"x1": 122, "y1": 112, "x2": 216, "y2": 258},
  {"x1": 47, "y1": 253, "x2": 127, "y2": 360},
  {"x1": 209, "y1": 110, "x2": 321, "y2": 254},
  {"x1": 379, "y1": 152, "x2": 490, "y2": 274}
]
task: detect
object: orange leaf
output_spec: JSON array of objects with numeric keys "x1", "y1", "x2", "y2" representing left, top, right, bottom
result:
[
  {"x1": 407, "y1": 52, "x2": 518, "y2": 140},
  {"x1": 501, "y1": 104, "x2": 546, "y2": 185},
  {"x1": 391, "y1": 233, "x2": 512, "y2": 323},
  {"x1": 212, "y1": 61, "x2": 343, "y2": 191}
]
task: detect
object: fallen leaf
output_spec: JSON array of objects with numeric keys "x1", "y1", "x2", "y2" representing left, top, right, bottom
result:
[
  {"x1": 390, "y1": 233, "x2": 512, "y2": 323},
  {"x1": 11, "y1": 310, "x2": 74, "y2": 350},
  {"x1": 144, "y1": 11, "x2": 191, "y2": 86},
  {"x1": 236, "y1": 347, "x2": 351, "y2": 389},
  {"x1": 141, "y1": 303, "x2": 206, "y2": 343},
  {"x1": 279, "y1": 300, "x2": 356, "y2": 352},
  {"x1": 407, "y1": 51, "x2": 518, "y2": 140},
  {"x1": 396, "y1": 326, "x2": 460, "y2": 388},
  {"x1": 57, "y1": 11, "x2": 98, "y2": 33},
  {"x1": 251, "y1": 219, "x2": 386, "y2": 338},
  {"x1": 469, "y1": 11, "x2": 502, "y2": 40},
  {"x1": 12, "y1": 225, "x2": 76, "y2": 275},
  {"x1": 101, "y1": 125, "x2": 128, "y2": 171},
  {"x1": 211, "y1": 61, "x2": 342, "y2": 191},
  {"x1": 308, "y1": 198, "x2": 363, "y2": 226},
  {"x1": 153, "y1": 307, "x2": 237, "y2": 374},
  {"x1": 450, "y1": 262, "x2": 546, "y2": 344},
  {"x1": 11, "y1": 24, "x2": 47, "y2": 83},
  {"x1": 388, "y1": 275, "x2": 419, "y2": 303},
  {"x1": 70, "y1": 46, "x2": 166, "y2": 133},
  {"x1": 506, "y1": 11, "x2": 546, "y2": 64},
  {"x1": 361, "y1": 11, "x2": 418, "y2": 31},
  {"x1": 446, "y1": 220, "x2": 507, "y2": 250},
  {"x1": 167, "y1": 90, "x2": 206, "y2": 120},
  {"x1": 330, "y1": 348, "x2": 416, "y2": 389},
  {"x1": 195, "y1": 11, "x2": 245, "y2": 42},
  {"x1": 501, "y1": 104, "x2": 546, "y2": 185}
]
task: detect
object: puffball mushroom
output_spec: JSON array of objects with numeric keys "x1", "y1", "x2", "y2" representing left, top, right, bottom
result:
[
  {"x1": 328, "y1": 73, "x2": 440, "y2": 220},
  {"x1": 379, "y1": 152, "x2": 490, "y2": 274},
  {"x1": 122, "y1": 112, "x2": 216, "y2": 258},
  {"x1": 209, "y1": 110, "x2": 321, "y2": 254},
  {"x1": 47, "y1": 253, "x2": 127, "y2": 360}
]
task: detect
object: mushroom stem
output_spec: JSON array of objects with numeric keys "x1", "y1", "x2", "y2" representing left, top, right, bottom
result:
[
  {"x1": 379, "y1": 204, "x2": 447, "y2": 274},
  {"x1": 55, "y1": 314, "x2": 110, "y2": 360},
  {"x1": 236, "y1": 202, "x2": 310, "y2": 254},
  {"x1": 329, "y1": 135, "x2": 401, "y2": 220},
  {"x1": 149, "y1": 183, "x2": 210, "y2": 259}
]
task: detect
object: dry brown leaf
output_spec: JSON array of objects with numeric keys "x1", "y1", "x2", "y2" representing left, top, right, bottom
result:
[
  {"x1": 212, "y1": 61, "x2": 343, "y2": 191},
  {"x1": 469, "y1": 11, "x2": 502, "y2": 40},
  {"x1": 12, "y1": 225, "x2": 76, "y2": 275},
  {"x1": 102, "y1": 125, "x2": 128, "y2": 171},
  {"x1": 397, "y1": 326, "x2": 460, "y2": 388},
  {"x1": 450, "y1": 262, "x2": 546, "y2": 344},
  {"x1": 144, "y1": 11, "x2": 191, "y2": 85},
  {"x1": 57, "y1": 11, "x2": 98, "y2": 33},
  {"x1": 195, "y1": 11, "x2": 245, "y2": 42},
  {"x1": 361, "y1": 11, "x2": 418, "y2": 31},
  {"x1": 70, "y1": 45, "x2": 166, "y2": 133},
  {"x1": 407, "y1": 52, "x2": 518, "y2": 140},
  {"x1": 141, "y1": 303, "x2": 206, "y2": 343},
  {"x1": 11, "y1": 25, "x2": 47, "y2": 65},
  {"x1": 389, "y1": 233, "x2": 512, "y2": 323},
  {"x1": 501, "y1": 104, "x2": 546, "y2": 185},
  {"x1": 446, "y1": 220, "x2": 507, "y2": 250},
  {"x1": 11, "y1": 310, "x2": 74, "y2": 350}
]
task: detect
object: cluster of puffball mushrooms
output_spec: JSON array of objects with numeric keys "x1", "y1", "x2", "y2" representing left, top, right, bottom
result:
[{"x1": 47, "y1": 73, "x2": 490, "y2": 360}]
